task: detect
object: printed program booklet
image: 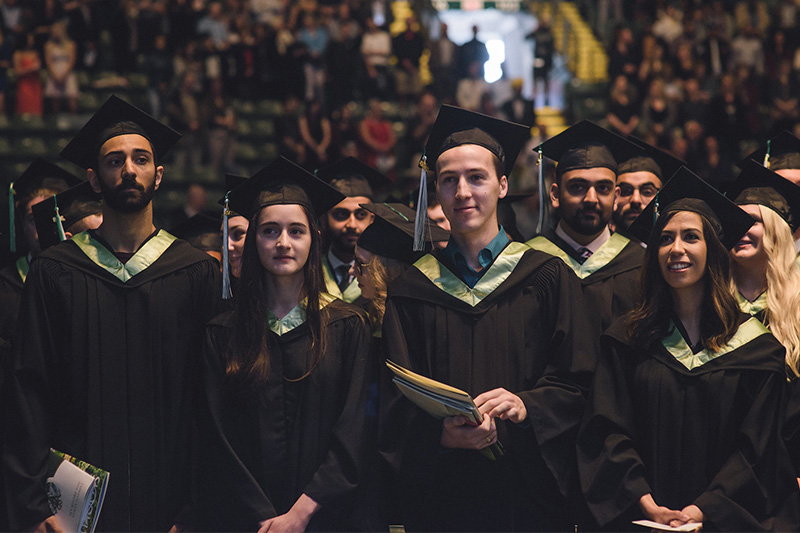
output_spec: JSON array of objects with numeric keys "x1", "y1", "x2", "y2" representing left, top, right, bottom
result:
[{"x1": 46, "y1": 449, "x2": 110, "y2": 533}]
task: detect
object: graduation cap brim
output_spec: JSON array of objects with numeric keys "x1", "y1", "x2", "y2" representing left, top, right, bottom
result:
[
  {"x1": 727, "y1": 158, "x2": 800, "y2": 231},
  {"x1": 226, "y1": 157, "x2": 345, "y2": 220},
  {"x1": 358, "y1": 202, "x2": 449, "y2": 262},
  {"x1": 316, "y1": 157, "x2": 393, "y2": 198},
  {"x1": 32, "y1": 180, "x2": 102, "y2": 250},
  {"x1": 622, "y1": 135, "x2": 686, "y2": 180},
  {"x1": 628, "y1": 167, "x2": 754, "y2": 250},
  {"x1": 12, "y1": 158, "x2": 82, "y2": 200},
  {"x1": 423, "y1": 105, "x2": 530, "y2": 176},
  {"x1": 60, "y1": 95, "x2": 181, "y2": 169},
  {"x1": 218, "y1": 173, "x2": 249, "y2": 215},
  {"x1": 739, "y1": 130, "x2": 800, "y2": 170},
  {"x1": 169, "y1": 213, "x2": 223, "y2": 253},
  {"x1": 538, "y1": 120, "x2": 643, "y2": 174}
]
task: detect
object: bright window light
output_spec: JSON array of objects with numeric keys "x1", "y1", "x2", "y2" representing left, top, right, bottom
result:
[{"x1": 484, "y1": 39, "x2": 505, "y2": 83}]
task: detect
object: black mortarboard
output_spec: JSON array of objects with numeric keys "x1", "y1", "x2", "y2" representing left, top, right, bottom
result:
[
  {"x1": 628, "y1": 167, "x2": 754, "y2": 250},
  {"x1": 226, "y1": 156, "x2": 345, "y2": 220},
  {"x1": 170, "y1": 214, "x2": 223, "y2": 253},
  {"x1": 218, "y1": 173, "x2": 249, "y2": 214},
  {"x1": 358, "y1": 203, "x2": 450, "y2": 263},
  {"x1": 422, "y1": 105, "x2": 530, "y2": 176},
  {"x1": 32, "y1": 180, "x2": 102, "y2": 250},
  {"x1": 727, "y1": 158, "x2": 800, "y2": 231},
  {"x1": 61, "y1": 95, "x2": 181, "y2": 169},
  {"x1": 537, "y1": 120, "x2": 643, "y2": 177},
  {"x1": 218, "y1": 173, "x2": 249, "y2": 300},
  {"x1": 740, "y1": 131, "x2": 800, "y2": 171},
  {"x1": 316, "y1": 157, "x2": 393, "y2": 199},
  {"x1": 620, "y1": 136, "x2": 685, "y2": 181}
]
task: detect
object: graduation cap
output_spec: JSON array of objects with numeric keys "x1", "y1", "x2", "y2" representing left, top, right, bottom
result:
[
  {"x1": 226, "y1": 156, "x2": 345, "y2": 221},
  {"x1": 7, "y1": 158, "x2": 82, "y2": 252},
  {"x1": 217, "y1": 173, "x2": 249, "y2": 300},
  {"x1": 422, "y1": 105, "x2": 530, "y2": 177},
  {"x1": 628, "y1": 167, "x2": 754, "y2": 250},
  {"x1": 414, "y1": 105, "x2": 529, "y2": 250},
  {"x1": 727, "y1": 158, "x2": 800, "y2": 231},
  {"x1": 32, "y1": 180, "x2": 102, "y2": 251},
  {"x1": 60, "y1": 95, "x2": 181, "y2": 170},
  {"x1": 316, "y1": 157, "x2": 392, "y2": 200},
  {"x1": 740, "y1": 130, "x2": 800, "y2": 171},
  {"x1": 537, "y1": 120, "x2": 643, "y2": 178},
  {"x1": 358, "y1": 203, "x2": 450, "y2": 263},
  {"x1": 170, "y1": 213, "x2": 222, "y2": 253},
  {"x1": 621, "y1": 136, "x2": 685, "y2": 181}
]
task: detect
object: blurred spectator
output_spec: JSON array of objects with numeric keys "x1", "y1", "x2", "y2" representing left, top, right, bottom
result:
[
  {"x1": 407, "y1": 91, "x2": 438, "y2": 165},
  {"x1": 606, "y1": 74, "x2": 639, "y2": 137},
  {"x1": 297, "y1": 12, "x2": 328, "y2": 102},
  {"x1": 146, "y1": 34, "x2": 174, "y2": 119},
  {"x1": 207, "y1": 81, "x2": 237, "y2": 173},
  {"x1": 167, "y1": 183, "x2": 212, "y2": 228},
  {"x1": 0, "y1": 29, "x2": 10, "y2": 114},
  {"x1": 652, "y1": 5, "x2": 684, "y2": 47},
  {"x1": 683, "y1": 119, "x2": 706, "y2": 170},
  {"x1": 167, "y1": 0, "x2": 201, "y2": 52},
  {"x1": 459, "y1": 25, "x2": 488, "y2": 80},
  {"x1": 707, "y1": 73, "x2": 748, "y2": 159},
  {"x1": 326, "y1": 3, "x2": 362, "y2": 109},
  {"x1": 734, "y1": 65, "x2": 761, "y2": 136},
  {"x1": 330, "y1": 102, "x2": 360, "y2": 159},
  {"x1": 359, "y1": 98, "x2": 396, "y2": 176},
  {"x1": 167, "y1": 69, "x2": 204, "y2": 173},
  {"x1": 227, "y1": 14, "x2": 259, "y2": 98},
  {"x1": 640, "y1": 78, "x2": 676, "y2": 146},
  {"x1": 607, "y1": 24, "x2": 638, "y2": 83},
  {"x1": 769, "y1": 59, "x2": 799, "y2": 136},
  {"x1": 13, "y1": 32, "x2": 43, "y2": 116},
  {"x1": 277, "y1": 93, "x2": 307, "y2": 165},
  {"x1": 637, "y1": 33, "x2": 665, "y2": 91},
  {"x1": 393, "y1": 16, "x2": 424, "y2": 103},
  {"x1": 428, "y1": 22, "x2": 457, "y2": 102},
  {"x1": 501, "y1": 79, "x2": 534, "y2": 126},
  {"x1": 527, "y1": 14, "x2": 554, "y2": 106},
  {"x1": 678, "y1": 77, "x2": 709, "y2": 127},
  {"x1": 672, "y1": 42, "x2": 696, "y2": 82},
  {"x1": 697, "y1": 135, "x2": 733, "y2": 190},
  {"x1": 478, "y1": 91, "x2": 498, "y2": 118},
  {"x1": 360, "y1": 18, "x2": 391, "y2": 100},
  {"x1": 765, "y1": 28, "x2": 793, "y2": 76},
  {"x1": 65, "y1": 0, "x2": 99, "y2": 71},
  {"x1": 298, "y1": 98, "x2": 332, "y2": 169},
  {"x1": 734, "y1": 0, "x2": 770, "y2": 35},
  {"x1": 456, "y1": 60, "x2": 489, "y2": 111},
  {"x1": 729, "y1": 24, "x2": 764, "y2": 77},
  {"x1": 698, "y1": 22, "x2": 730, "y2": 79},
  {"x1": 43, "y1": 20, "x2": 78, "y2": 115},
  {"x1": 110, "y1": 0, "x2": 141, "y2": 73},
  {"x1": 197, "y1": 1, "x2": 230, "y2": 50},
  {"x1": 0, "y1": 0, "x2": 23, "y2": 48}
]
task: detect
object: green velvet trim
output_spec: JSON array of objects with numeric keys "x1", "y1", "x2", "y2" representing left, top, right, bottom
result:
[
  {"x1": 71, "y1": 230, "x2": 176, "y2": 283},
  {"x1": 736, "y1": 290, "x2": 768, "y2": 317},
  {"x1": 413, "y1": 241, "x2": 529, "y2": 307},
  {"x1": 526, "y1": 232, "x2": 630, "y2": 279},
  {"x1": 662, "y1": 317, "x2": 770, "y2": 370},
  {"x1": 321, "y1": 255, "x2": 362, "y2": 303},
  {"x1": 267, "y1": 292, "x2": 335, "y2": 336},
  {"x1": 16, "y1": 255, "x2": 29, "y2": 283}
]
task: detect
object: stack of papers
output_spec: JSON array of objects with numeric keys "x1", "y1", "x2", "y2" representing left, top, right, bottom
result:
[{"x1": 632, "y1": 519, "x2": 703, "y2": 531}]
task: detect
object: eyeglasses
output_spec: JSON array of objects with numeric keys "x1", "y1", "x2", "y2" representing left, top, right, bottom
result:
[
  {"x1": 354, "y1": 262, "x2": 370, "y2": 275},
  {"x1": 617, "y1": 183, "x2": 659, "y2": 198}
]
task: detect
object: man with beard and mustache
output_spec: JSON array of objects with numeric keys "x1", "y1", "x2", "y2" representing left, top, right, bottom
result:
[
  {"x1": 612, "y1": 138, "x2": 684, "y2": 235},
  {"x1": 2, "y1": 96, "x2": 220, "y2": 532},
  {"x1": 316, "y1": 157, "x2": 390, "y2": 305},
  {"x1": 527, "y1": 121, "x2": 645, "y2": 356}
]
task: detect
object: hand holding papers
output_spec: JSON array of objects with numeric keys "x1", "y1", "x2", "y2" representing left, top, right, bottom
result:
[{"x1": 385, "y1": 360, "x2": 504, "y2": 459}]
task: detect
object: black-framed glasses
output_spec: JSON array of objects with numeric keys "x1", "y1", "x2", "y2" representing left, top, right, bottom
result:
[{"x1": 618, "y1": 183, "x2": 659, "y2": 198}]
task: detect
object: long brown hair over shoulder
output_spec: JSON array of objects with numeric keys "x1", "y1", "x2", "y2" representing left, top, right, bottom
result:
[
  {"x1": 225, "y1": 204, "x2": 328, "y2": 392},
  {"x1": 626, "y1": 209, "x2": 741, "y2": 352}
]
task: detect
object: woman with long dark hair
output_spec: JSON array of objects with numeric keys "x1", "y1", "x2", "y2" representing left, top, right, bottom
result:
[
  {"x1": 578, "y1": 168, "x2": 800, "y2": 531},
  {"x1": 193, "y1": 157, "x2": 372, "y2": 532}
]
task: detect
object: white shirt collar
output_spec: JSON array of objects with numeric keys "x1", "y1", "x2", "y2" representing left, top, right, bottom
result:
[{"x1": 555, "y1": 222, "x2": 611, "y2": 254}]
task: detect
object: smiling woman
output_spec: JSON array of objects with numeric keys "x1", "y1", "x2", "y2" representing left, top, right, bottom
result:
[{"x1": 578, "y1": 168, "x2": 800, "y2": 531}]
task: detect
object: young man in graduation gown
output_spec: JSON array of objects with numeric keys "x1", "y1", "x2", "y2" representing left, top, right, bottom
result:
[
  {"x1": 526, "y1": 121, "x2": 646, "y2": 350},
  {"x1": 0, "y1": 159, "x2": 82, "y2": 348},
  {"x1": 316, "y1": 157, "x2": 390, "y2": 305},
  {"x1": 2, "y1": 96, "x2": 220, "y2": 532},
  {"x1": 379, "y1": 105, "x2": 594, "y2": 531}
]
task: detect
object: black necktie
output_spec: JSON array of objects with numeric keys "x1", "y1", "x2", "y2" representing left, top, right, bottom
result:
[{"x1": 336, "y1": 265, "x2": 351, "y2": 292}]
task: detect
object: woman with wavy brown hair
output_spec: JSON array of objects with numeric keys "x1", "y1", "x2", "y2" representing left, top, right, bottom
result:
[
  {"x1": 577, "y1": 169, "x2": 800, "y2": 531},
  {"x1": 193, "y1": 157, "x2": 372, "y2": 532}
]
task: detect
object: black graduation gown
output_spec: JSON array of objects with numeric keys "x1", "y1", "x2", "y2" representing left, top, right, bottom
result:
[
  {"x1": 527, "y1": 229, "x2": 644, "y2": 351},
  {"x1": 380, "y1": 244, "x2": 594, "y2": 532},
  {"x1": 578, "y1": 317, "x2": 800, "y2": 531},
  {"x1": 2, "y1": 234, "x2": 220, "y2": 531},
  {"x1": 193, "y1": 300, "x2": 372, "y2": 532},
  {"x1": 0, "y1": 258, "x2": 25, "y2": 346}
]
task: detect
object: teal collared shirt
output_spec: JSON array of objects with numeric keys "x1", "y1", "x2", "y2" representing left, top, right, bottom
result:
[{"x1": 442, "y1": 227, "x2": 510, "y2": 288}]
